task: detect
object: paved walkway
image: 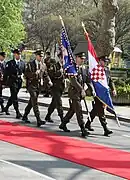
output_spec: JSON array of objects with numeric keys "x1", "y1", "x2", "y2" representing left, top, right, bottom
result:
[
  {"x1": 1, "y1": 89, "x2": 130, "y2": 179},
  {"x1": 2, "y1": 88, "x2": 130, "y2": 121}
]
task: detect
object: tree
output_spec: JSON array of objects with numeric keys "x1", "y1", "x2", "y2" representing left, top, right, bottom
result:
[
  {"x1": 0, "y1": 0, "x2": 25, "y2": 51},
  {"x1": 115, "y1": 0, "x2": 130, "y2": 52},
  {"x1": 24, "y1": 0, "x2": 130, "y2": 57},
  {"x1": 95, "y1": 0, "x2": 119, "y2": 56},
  {"x1": 24, "y1": 0, "x2": 92, "y2": 50}
]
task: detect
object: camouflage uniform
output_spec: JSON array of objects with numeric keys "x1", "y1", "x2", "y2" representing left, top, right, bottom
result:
[
  {"x1": 45, "y1": 59, "x2": 64, "y2": 122},
  {"x1": 59, "y1": 52, "x2": 89, "y2": 137}
]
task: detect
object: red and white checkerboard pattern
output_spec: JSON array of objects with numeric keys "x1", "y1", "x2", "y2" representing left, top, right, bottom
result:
[{"x1": 90, "y1": 64, "x2": 105, "y2": 82}]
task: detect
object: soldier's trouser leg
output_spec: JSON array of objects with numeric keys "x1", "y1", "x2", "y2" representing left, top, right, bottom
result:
[
  {"x1": 6, "y1": 86, "x2": 20, "y2": 114},
  {"x1": 85, "y1": 99, "x2": 97, "y2": 130},
  {"x1": 23, "y1": 98, "x2": 32, "y2": 117},
  {"x1": 71, "y1": 99, "x2": 84, "y2": 127},
  {"x1": 47, "y1": 97, "x2": 56, "y2": 116},
  {"x1": 45, "y1": 94, "x2": 57, "y2": 122},
  {"x1": 69, "y1": 99, "x2": 88, "y2": 136},
  {"x1": 29, "y1": 89, "x2": 41, "y2": 121},
  {"x1": 63, "y1": 99, "x2": 75, "y2": 124},
  {"x1": 0, "y1": 85, "x2": 4, "y2": 111},
  {"x1": 59, "y1": 99, "x2": 75, "y2": 132},
  {"x1": 56, "y1": 91, "x2": 63, "y2": 121},
  {"x1": 96, "y1": 99, "x2": 113, "y2": 135}
]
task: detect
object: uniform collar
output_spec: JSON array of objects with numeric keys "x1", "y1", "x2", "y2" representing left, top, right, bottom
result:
[
  {"x1": 35, "y1": 59, "x2": 41, "y2": 69},
  {"x1": 0, "y1": 60, "x2": 5, "y2": 64},
  {"x1": 15, "y1": 59, "x2": 20, "y2": 64}
]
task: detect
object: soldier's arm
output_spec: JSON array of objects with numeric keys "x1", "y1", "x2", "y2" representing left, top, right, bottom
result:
[
  {"x1": 41, "y1": 63, "x2": 52, "y2": 85},
  {"x1": 69, "y1": 76, "x2": 83, "y2": 92},
  {"x1": 54, "y1": 62, "x2": 63, "y2": 78},
  {"x1": 24, "y1": 63, "x2": 36, "y2": 79},
  {"x1": 3, "y1": 62, "x2": 10, "y2": 83},
  {"x1": 109, "y1": 77, "x2": 116, "y2": 91},
  {"x1": 22, "y1": 61, "x2": 26, "y2": 74}
]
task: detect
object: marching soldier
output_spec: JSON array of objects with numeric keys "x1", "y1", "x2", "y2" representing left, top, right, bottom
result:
[
  {"x1": 59, "y1": 52, "x2": 89, "y2": 137},
  {"x1": 3, "y1": 49, "x2": 25, "y2": 118},
  {"x1": 45, "y1": 57, "x2": 64, "y2": 123},
  {"x1": 22, "y1": 50, "x2": 52, "y2": 127},
  {"x1": 85, "y1": 56, "x2": 116, "y2": 136},
  {"x1": 0, "y1": 52, "x2": 6, "y2": 112}
]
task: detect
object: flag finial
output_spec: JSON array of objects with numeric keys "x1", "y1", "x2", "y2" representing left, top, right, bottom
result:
[
  {"x1": 59, "y1": 15, "x2": 64, "y2": 27},
  {"x1": 81, "y1": 22, "x2": 88, "y2": 35}
]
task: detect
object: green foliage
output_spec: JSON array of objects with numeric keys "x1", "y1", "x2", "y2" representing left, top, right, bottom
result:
[
  {"x1": 114, "y1": 78, "x2": 130, "y2": 95},
  {"x1": 125, "y1": 78, "x2": 130, "y2": 85},
  {"x1": 116, "y1": 85, "x2": 130, "y2": 96},
  {"x1": 0, "y1": 0, "x2": 25, "y2": 50},
  {"x1": 114, "y1": 79, "x2": 125, "y2": 86},
  {"x1": 111, "y1": 67, "x2": 130, "y2": 71}
]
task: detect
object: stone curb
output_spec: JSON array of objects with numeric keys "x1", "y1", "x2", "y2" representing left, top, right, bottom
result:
[{"x1": 3, "y1": 96, "x2": 130, "y2": 123}]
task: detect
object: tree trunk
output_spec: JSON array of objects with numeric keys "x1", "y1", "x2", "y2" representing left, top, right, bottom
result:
[{"x1": 95, "y1": 0, "x2": 118, "y2": 57}]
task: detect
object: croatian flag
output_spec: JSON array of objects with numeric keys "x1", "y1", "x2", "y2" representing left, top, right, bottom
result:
[
  {"x1": 85, "y1": 33, "x2": 115, "y2": 115},
  {"x1": 60, "y1": 27, "x2": 77, "y2": 75}
]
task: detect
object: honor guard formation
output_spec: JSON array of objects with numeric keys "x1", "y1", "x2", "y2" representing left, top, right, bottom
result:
[{"x1": 0, "y1": 49, "x2": 116, "y2": 138}]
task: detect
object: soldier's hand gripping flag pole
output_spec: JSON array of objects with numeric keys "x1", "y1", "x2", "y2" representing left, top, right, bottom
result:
[
  {"x1": 81, "y1": 22, "x2": 120, "y2": 127},
  {"x1": 59, "y1": 15, "x2": 91, "y2": 119}
]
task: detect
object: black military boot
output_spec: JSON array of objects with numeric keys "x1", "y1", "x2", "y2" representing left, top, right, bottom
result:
[
  {"x1": 4, "y1": 107, "x2": 10, "y2": 115},
  {"x1": 22, "y1": 114, "x2": 31, "y2": 123},
  {"x1": 16, "y1": 111, "x2": 22, "y2": 119},
  {"x1": 45, "y1": 114, "x2": 54, "y2": 123},
  {"x1": 85, "y1": 117, "x2": 94, "y2": 131},
  {"x1": 100, "y1": 118, "x2": 113, "y2": 136},
  {"x1": 1, "y1": 104, "x2": 5, "y2": 113},
  {"x1": 80, "y1": 125, "x2": 90, "y2": 137},
  {"x1": 59, "y1": 122, "x2": 70, "y2": 132},
  {"x1": 104, "y1": 129, "x2": 113, "y2": 136},
  {"x1": 37, "y1": 118, "x2": 46, "y2": 127}
]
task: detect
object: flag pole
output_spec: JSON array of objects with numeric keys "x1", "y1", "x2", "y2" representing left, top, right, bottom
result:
[
  {"x1": 81, "y1": 22, "x2": 120, "y2": 127},
  {"x1": 82, "y1": 22, "x2": 87, "y2": 34},
  {"x1": 59, "y1": 15, "x2": 65, "y2": 27},
  {"x1": 59, "y1": 16, "x2": 92, "y2": 120},
  {"x1": 59, "y1": 15, "x2": 74, "y2": 60}
]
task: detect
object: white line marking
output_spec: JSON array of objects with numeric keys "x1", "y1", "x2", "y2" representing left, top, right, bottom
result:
[
  {"x1": 0, "y1": 159, "x2": 55, "y2": 180},
  {"x1": 122, "y1": 135, "x2": 130, "y2": 138}
]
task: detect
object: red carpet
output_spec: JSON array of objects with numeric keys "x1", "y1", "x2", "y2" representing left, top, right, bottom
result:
[{"x1": 0, "y1": 120, "x2": 130, "y2": 179}]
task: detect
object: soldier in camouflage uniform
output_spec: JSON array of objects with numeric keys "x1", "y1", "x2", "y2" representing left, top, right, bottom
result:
[
  {"x1": 85, "y1": 56, "x2": 116, "y2": 136},
  {"x1": 45, "y1": 57, "x2": 64, "y2": 123},
  {"x1": 22, "y1": 50, "x2": 52, "y2": 127},
  {"x1": 59, "y1": 52, "x2": 90, "y2": 137}
]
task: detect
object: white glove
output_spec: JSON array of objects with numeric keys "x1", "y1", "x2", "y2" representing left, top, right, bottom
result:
[
  {"x1": 49, "y1": 81, "x2": 53, "y2": 87},
  {"x1": 84, "y1": 83, "x2": 88, "y2": 91},
  {"x1": 81, "y1": 90, "x2": 86, "y2": 98},
  {"x1": 36, "y1": 70, "x2": 40, "y2": 75},
  {"x1": 41, "y1": 79, "x2": 43, "y2": 86}
]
